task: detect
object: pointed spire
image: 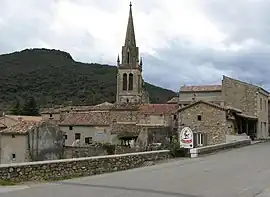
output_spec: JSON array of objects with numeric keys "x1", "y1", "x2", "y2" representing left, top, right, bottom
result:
[
  {"x1": 125, "y1": 2, "x2": 136, "y2": 47},
  {"x1": 140, "y1": 57, "x2": 143, "y2": 66},
  {"x1": 117, "y1": 54, "x2": 120, "y2": 63}
]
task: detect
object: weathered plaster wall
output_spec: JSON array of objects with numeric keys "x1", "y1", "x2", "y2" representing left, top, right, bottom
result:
[
  {"x1": 61, "y1": 125, "x2": 111, "y2": 146},
  {"x1": 29, "y1": 122, "x2": 64, "y2": 161},
  {"x1": 0, "y1": 134, "x2": 28, "y2": 164},
  {"x1": 0, "y1": 150, "x2": 170, "y2": 183}
]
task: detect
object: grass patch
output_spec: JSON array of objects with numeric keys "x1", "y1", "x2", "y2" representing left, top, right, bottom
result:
[{"x1": 0, "y1": 180, "x2": 15, "y2": 186}]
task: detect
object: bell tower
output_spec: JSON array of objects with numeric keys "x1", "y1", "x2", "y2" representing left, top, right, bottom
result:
[{"x1": 116, "y1": 2, "x2": 143, "y2": 104}]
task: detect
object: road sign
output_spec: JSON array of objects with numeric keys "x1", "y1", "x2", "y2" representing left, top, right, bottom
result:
[{"x1": 179, "y1": 127, "x2": 194, "y2": 149}]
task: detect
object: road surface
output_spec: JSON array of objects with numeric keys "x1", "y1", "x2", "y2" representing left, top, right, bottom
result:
[{"x1": 1, "y1": 142, "x2": 270, "y2": 197}]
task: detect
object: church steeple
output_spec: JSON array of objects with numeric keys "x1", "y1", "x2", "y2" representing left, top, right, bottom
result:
[
  {"x1": 120, "y1": 1, "x2": 139, "y2": 67},
  {"x1": 116, "y1": 2, "x2": 145, "y2": 104},
  {"x1": 125, "y1": 2, "x2": 136, "y2": 47}
]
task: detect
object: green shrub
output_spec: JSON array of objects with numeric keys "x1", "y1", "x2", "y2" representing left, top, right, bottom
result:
[
  {"x1": 164, "y1": 135, "x2": 188, "y2": 157},
  {"x1": 102, "y1": 143, "x2": 116, "y2": 155}
]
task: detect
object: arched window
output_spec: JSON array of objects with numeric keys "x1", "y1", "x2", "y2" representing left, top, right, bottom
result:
[
  {"x1": 128, "y1": 73, "x2": 133, "y2": 90},
  {"x1": 123, "y1": 73, "x2": 127, "y2": 91}
]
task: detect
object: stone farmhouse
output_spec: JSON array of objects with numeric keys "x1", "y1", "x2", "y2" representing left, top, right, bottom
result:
[{"x1": 40, "y1": 3, "x2": 269, "y2": 149}]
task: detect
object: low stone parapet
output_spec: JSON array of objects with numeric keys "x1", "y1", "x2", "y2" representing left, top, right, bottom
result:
[
  {"x1": 190, "y1": 139, "x2": 251, "y2": 158},
  {"x1": 0, "y1": 150, "x2": 170, "y2": 183}
]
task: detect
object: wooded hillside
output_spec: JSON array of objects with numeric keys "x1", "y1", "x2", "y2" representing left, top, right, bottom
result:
[{"x1": 0, "y1": 49, "x2": 176, "y2": 111}]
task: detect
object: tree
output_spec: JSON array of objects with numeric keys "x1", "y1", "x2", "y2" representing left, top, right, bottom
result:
[
  {"x1": 22, "y1": 97, "x2": 40, "y2": 116},
  {"x1": 10, "y1": 99, "x2": 22, "y2": 115}
]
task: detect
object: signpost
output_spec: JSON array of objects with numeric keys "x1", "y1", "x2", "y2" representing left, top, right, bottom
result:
[{"x1": 179, "y1": 127, "x2": 194, "y2": 149}]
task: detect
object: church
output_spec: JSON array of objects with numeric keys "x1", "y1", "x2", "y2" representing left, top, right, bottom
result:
[{"x1": 42, "y1": 3, "x2": 179, "y2": 148}]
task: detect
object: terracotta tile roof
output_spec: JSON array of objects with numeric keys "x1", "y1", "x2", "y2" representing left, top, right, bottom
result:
[
  {"x1": 0, "y1": 121, "x2": 40, "y2": 134},
  {"x1": 139, "y1": 104, "x2": 178, "y2": 115},
  {"x1": 3, "y1": 115, "x2": 42, "y2": 122},
  {"x1": 180, "y1": 85, "x2": 222, "y2": 92},
  {"x1": 59, "y1": 111, "x2": 111, "y2": 126},
  {"x1": 167, "y1": 97, "x2": 178, "y2": 104}
]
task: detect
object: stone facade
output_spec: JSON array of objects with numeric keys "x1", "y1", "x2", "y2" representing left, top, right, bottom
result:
[
  {"x1": 0, "y1": 150, "x2": 170, "y2": 183},
  {"x1": 116, "y1": 3, "x2": 149, "y2": 104},
  {"x1": 178, "y1": 101, "x2": 235, "y2": 145},
  {"x1": 222, "y1": 76, "x2": 258, "y2": 116},
  {"x1": 179, "y1": 85, "x2": 222, "y2": 107},
  {"x1": 222, "y1": 75, "x2": 269, "y2": 138}
]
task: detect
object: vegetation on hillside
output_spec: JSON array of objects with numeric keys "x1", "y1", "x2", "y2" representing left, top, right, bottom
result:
[
  {"x1": 10, "y1": 97, "x2": 40, "y2": 116},
  {"x1": 0, "y1": 49, "x2": 176, "y2": 111}
]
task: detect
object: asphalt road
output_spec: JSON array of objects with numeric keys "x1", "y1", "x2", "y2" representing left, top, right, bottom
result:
[{"x1": 1, "y1": 142, "x2": 270, "y2": 197}]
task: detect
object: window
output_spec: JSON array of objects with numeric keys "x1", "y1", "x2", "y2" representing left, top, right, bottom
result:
[
  {"x1": 128, "y1": 73, "x2": 133, "y2": 91},
  {"x1": 265, "y1": 100, "x2": 267, "y2": 112},
  {"x1": 49, "y1": 114, "x2": 52, "y2": 118},
  {"x1": 85, "y1": 137, "x2": 93, "y2": 144},
  {"x1": 11, "y1": 153, "x2": 16, "y2": 160},
  {"x1": 260, "y1": 98, "x2": 262, "y2": 110},
  {"x1": 197, "y1": 115, "x2": 202, "y2": 121},
  {"x1": 64, "y1": 135, "x2": 67, "y2": 140},
  {"x1": 69, "y1": 126, "x2": 73, "y2": 130},
  {"x1": 196, "y1": 133, "x2": 204, "y2": 147},
  {"x1": 11, "y1": 134, "x2": 15, "y2": 138},
  {"x1": 173, "y1": 115, "x2": 177, "y2": 120},
  {"x1": 126, "y1": 98, "x2": 129, "y2": 103},
  {"x1": 123, "y1": 73, "x2": 127, "y2": 91},
  {"x1": 75, "y1": 133, "x2": 81, "y2": 140}
]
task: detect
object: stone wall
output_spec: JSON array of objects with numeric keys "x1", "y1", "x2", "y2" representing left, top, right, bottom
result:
[
  {"x1": 221, "y1": 76, "x2": 257, "y2": 116},
  {"x1": 63, "y1": 146, "x2": 107, "y2": 158},
  {"x1": 179, "y1": 102, "x2": 229, "y2": 145},
  {"x1": 0, "y1": 150, "x2": 170, "y2": 183}
]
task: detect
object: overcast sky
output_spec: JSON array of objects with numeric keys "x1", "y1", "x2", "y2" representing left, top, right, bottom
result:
[{"x1": 1, "y1": 0, "x2": 270, "y2": 91}]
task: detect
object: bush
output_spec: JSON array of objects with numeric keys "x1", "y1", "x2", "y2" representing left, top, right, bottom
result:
[
  {"x1": 164, "y1": 135, "x2": 189, "y2": 157},
  {"x1": 102, "y1": 143, "x2": 116, "y2": 155}
]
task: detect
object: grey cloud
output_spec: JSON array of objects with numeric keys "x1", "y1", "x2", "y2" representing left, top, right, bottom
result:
[
  {"x1": 0, "y1": 0, "x2": 56, "y2": 53},
  {"x1": 199, "y1": 0, "x2": 270, "y2": 44},
  {"x1": 1, "y1": 0, "x2": 270, "y2": 93},
  {"x1": 142, "y1": 37, "x2": 270, "y2": 91}
]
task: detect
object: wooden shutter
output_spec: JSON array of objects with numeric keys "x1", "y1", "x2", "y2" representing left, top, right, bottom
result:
[
  {"x1": 193, "y1": 133, "x2": 197, "y2": 148},
  {"x1": 203, "y1": 133, "x2": 208, "y2": 146}
]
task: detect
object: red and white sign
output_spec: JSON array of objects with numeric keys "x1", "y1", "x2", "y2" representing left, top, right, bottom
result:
[{"x1": 179, "y1": 127, "x2": 194, "y2": 149}]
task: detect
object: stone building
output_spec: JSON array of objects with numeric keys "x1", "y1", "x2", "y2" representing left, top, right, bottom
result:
[
  {"x1": 179, "y1": 85, "x2": 223, "y2": 107},
  {"x1": 116, "y1": 3, "x2": 149, "y2": 104},
  {"x1": 0, "y1": 120, "x2": 64, "y2": 164},
  {"x1": 221, "y1": 76, "x2": 269, "y2": 139},
  {"x1": 178, "y1": 100, "x2": 254, "y2": 146},
  {"x1": 178, "y1": 76, "x2": 269, "y2": 142}
]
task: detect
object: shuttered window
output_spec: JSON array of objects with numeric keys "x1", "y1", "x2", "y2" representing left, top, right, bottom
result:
[{"x1": 194, "y1": 133, "x2": 207, "y2": 147}]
